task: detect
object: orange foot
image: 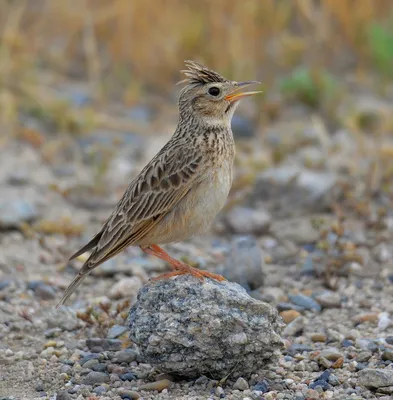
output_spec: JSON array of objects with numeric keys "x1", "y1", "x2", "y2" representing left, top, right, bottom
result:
[{"x1": 141, "y1": 244, "x2": 226, "y2": 282}]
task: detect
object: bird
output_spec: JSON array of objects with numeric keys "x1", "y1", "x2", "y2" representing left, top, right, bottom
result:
[{"x1": 57, "y1": 60, "x2": 261, "y2": 307}]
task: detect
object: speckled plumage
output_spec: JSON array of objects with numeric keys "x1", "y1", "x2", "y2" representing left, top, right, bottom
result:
[{"x1": 58, "y1": 61, "x2": 261, "y2": 306}]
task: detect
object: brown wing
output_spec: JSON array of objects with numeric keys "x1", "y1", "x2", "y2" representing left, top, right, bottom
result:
[{"x1": 76, "y1": 139, "x2": 203, "y2": 265}]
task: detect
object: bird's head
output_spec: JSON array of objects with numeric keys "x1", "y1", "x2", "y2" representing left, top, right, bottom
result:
[{"x1": 178, "y1": 60, "x2": 262, "y2": 127}]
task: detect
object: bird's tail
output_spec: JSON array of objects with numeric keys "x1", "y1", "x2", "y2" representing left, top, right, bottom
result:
[
  {"x1": 69, "y1": 232, "x2": 102, "y2": 261},
  {"x1": 56, "y1": 232, "x2": 104, "y2": 307},
  {"x1": 56, "y1": 270, "x2": 88, "y2": 308}
]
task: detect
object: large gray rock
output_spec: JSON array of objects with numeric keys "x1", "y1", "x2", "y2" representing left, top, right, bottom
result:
[{"x1": 129, "y1": 275, "x2": 283, "y2": 378}]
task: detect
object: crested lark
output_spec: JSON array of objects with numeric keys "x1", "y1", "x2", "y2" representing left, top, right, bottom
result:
[{"x1": 58, "y1": 60, "x2": 261, "y2": 306}]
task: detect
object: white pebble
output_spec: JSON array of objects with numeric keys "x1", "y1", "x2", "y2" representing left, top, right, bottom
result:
[
  {"x1": 215, "y1": 386, "x2": 224, "y2": 397},
  {"x1": 5, "y1": 349, "x2": 13, "y2": 356},
  {"x1": 233, "y1": 377, "x2": 249, "y2": 391},
  {"x1": 378, "y1": 312, "x2": 392, "y2": 331}
]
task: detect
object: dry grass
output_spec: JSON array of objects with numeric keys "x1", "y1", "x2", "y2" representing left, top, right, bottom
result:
[
  {"x1": 0, "y1": 0, "x2": 392, "y2": 92},
  {"x1": 0, "y1": 0, "x2": 392, "y2": 139}
]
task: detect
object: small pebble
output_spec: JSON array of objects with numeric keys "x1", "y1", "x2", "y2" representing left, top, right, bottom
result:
[
  {"x1": 253, "y1": 380, "x2": 270, "y2": 392},
  {"x1": 386, "y1": 336, "x2": 393, "y2": 345},
  {"x1": 332, "y1": 357, "x2": 344, "y2": 369},
  {"x1": 118, "y1": 389, "x2": 140, "y2": 399},
  {"x1": 341, "y1": 339, "x2": 354, "y2": 347},
  {"x1": 0, "y1": 280, "x2": 11, "y2": 290},
  {"x1": 309, "y1": 380, "x2": 329, "y2": 390},
  {"x1": 138, "y1": 379, "x2": 171, "y2": 391},
  {"x1": 352, "y1": 312, "x2": 378, "y2": 325},
  {"x1": 328, "y1": 374, "x2": 340, "y2": 386},
  {"x1": 378, "y1": 312, "x2": 392, "y2": 331},
  {"x1": 82, "y1": 371, "x2": 110, "y2": 385},
  {"x1": 207, "y1": 380, "x2": 218, "y2": 390},
  {"x1": 215, "y1": 386, "x2": 225, "y2": 398},
  {"x1": 355, "y1": 338, "x2": 370, "y2": 350},
  {"x1": 225, "y1": 206, "x2": 271, "y2": 235},
  {"x1": 287, "y1": 344, "x2": 313, "y2": 356},
  {"x1": 154, "y1": 373, "x2": 174, "y2": 382},
  {"x1": 67, "y1": 385, "x2": 80, "y2": 395},
  {"x1": 319, "y1": 356, "x2": 333, "y2": 369},
  {"x1": 112, "y1": 349, "x2": 138, "y2": 363},
  {"x1": 277, "y1": 302, "x2": 305, "y2": 312},
  {"x1": 280, "y1": 310, "x2": 301, "y2": 324},
  {"x1": 7, "y1": 171, "x2": 29, "y2": 185},
  {"x1": 356, "y1": 362, "x2": 367, "y2": 370},
  {"x1": 304, "y1": 388, "x2": 319, "y2": 399},
  {"x1": 59, "y1": 373, "x2": 69, "y2": 381},
  {"x1": 80, "y1": 353, "x2": 100, "y2": 366},
  {"x1": 34, "y1": 282, "x2": 56, "y2": 300},
  {"x1": 233, "y1": 377, "x2": 249, "y2": 391},
  {"x1": 93, "y1": 385, "x2": 107, "y2": 395},
  {"x1": 82, "y1": 359, "x2": 99, "y2": 369},
  {"x1": 86, "y1": 338, "x2": 122, "y2": 352},
  {"x1": 92, "y1": 363, "x2": 107, "y2": 372},
  {"x1": 314, "y1": 291, "x2": 342, "y2": 308},
  {"x1": 357, "y1": 351, "x2": 372, "y2": 362},
  {"x1": 0, "y1": 199, "x2": 39, "y2": 228},
  {"x1": 120, "y1": 372, "x2": 137, "y2": 381},
  {"x1": 346, "y1": 329, "x2": 361, "y2": 340},
  {"x1": 44, "y1": 340, "x2": 57, "y2": 349},
  {"x1": 382, "y1": 349, "x2": 393, "y2": 361},
  {"x1": 46, "y1": 307, "x2": 80, "y2": 331},
  {"x1": 288, "y1": 294, "x2": 321, "y2": 312},
  {"x1": 5, "y1": 349, "x2": 13, "y2": 356},
  {"x1": 283, "y1": 316, "x2": 305, "y2": 336},
  {"x1": 107, "y1": 325, "x2": 129, "y2": 339},
  {"x1": 56, "y1": 391, "x2": 72, "y2": 400},
  {"x1": 195, "y1": 375, "x2": 209, "y2": 385},
  {"x1": 61, "y1": 365, "x2": 72, "y2": 374},
  {"x1": 44, "y1": 328, "x2": 62, "y2": 338},
  {"x1": 319, "y1": 348, "x2": 343, "y2": 361},
  {"x1": 311, "y1": 333, "x2": 327, "y2": 342},
  {"x1": 109, "y1": 277, "x2": 143, "y2": 300}
]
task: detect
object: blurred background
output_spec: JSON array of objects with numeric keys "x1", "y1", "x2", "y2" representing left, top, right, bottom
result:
[
  {"x1": 2, "y1": 2, "x2": 393, "y2": 397},
  {"x1": 1, "y1": 0, "x2": 393, "y2": 198}
]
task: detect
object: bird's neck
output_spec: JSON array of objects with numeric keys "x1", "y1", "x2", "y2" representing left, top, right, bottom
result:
[
  {"x1": 174, "y1": 113, "x2": 235, "y2": 162},
  {"x1": 177, "y1": 112, "x2": 232, "y2": 138}
]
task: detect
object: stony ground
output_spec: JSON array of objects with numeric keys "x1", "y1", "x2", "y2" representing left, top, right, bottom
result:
[{"x1": 1, "y1": 92, "x2": 393, "y2": 400}]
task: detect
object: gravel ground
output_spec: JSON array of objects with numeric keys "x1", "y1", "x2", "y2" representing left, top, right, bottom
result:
[{"x1": 1, "y1": 98, "x2": 393, "y2": 400}]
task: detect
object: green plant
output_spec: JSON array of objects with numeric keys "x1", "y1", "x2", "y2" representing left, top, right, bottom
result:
[
  {"x1": 279, "y1": 67, "x2": 338, "y2": 108},
  {"x1": 367, "y1": 22, "x2": 393, "y2": 77}
]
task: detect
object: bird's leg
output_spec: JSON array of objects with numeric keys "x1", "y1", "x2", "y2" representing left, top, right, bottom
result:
[{"x1": 141, "y1": 244, "x2": 225, "y2": 282}]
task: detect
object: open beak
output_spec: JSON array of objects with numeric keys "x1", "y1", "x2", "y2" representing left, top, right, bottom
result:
[{"x1": 224, "y1": 81, "x2": 262, "y2": 102}]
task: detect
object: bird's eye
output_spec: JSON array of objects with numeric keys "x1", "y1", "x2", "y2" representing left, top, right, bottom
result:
[{"x1": 208, "y1": 87, "x2": 220, "y2": 97}]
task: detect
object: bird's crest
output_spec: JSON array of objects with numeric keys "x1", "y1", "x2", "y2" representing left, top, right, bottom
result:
[{"x1": 179, "y1": 60, "x2": 229, "y2": 86}]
